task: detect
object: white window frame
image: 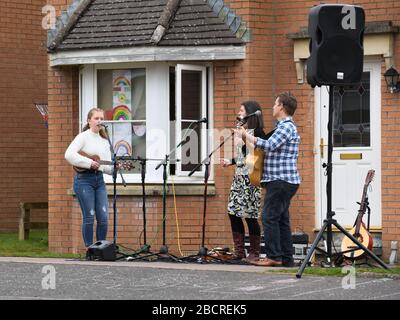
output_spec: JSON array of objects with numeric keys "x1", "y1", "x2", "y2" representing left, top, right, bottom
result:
[
  {"x1": 175, "y1": 64, "x2": 208, "y2": 178},
  {"x1": 79, "y1": 62, "x2": 213, "y2": 184}
]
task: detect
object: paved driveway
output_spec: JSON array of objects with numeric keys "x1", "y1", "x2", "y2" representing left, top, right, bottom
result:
[{"x1": 0, "y1": 257, "x2": 398, "y2": 302}]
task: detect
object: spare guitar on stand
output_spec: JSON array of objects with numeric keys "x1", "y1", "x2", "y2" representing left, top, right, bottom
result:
[{"x1": 341, "y1": 170, "x2": 374, "y2": 262}]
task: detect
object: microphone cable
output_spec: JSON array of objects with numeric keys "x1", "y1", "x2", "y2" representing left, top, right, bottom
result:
[{"x1": 170, "y1": 175, "x2": 184, "y2": 257}]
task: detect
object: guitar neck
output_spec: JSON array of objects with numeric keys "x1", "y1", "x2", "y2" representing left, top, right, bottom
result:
[
  {"x1": 98, "y1": 160, "x2": 113, "y2": 166},
  {"x1": 355, "y1": 183, "x2": 370, "y2": 234},
  {"x1": 359, "y1": 184, "x2": 369, "y2": 212}
]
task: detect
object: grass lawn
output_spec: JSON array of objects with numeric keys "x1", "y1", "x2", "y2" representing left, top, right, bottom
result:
[
  {"x1": 267, "y1": 264, "x2": 400, "y2": 277},
  {"x1": 0, "y1": 230, "x2": 79, "y2": 258}
]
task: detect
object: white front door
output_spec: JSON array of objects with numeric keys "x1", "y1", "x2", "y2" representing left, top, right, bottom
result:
[{"x1": 315, "y1": 62, "x2": 381, "y2": 229}]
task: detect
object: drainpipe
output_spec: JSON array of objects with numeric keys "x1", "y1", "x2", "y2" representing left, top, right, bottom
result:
[{"x1": 389, "y1": 241, "x2": 398, "y2": 265}]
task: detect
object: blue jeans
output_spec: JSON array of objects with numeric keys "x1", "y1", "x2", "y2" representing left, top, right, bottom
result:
[
  {"x1": 262, "y1": 180, "x2": 299, "y2": 262},
  {"x1": 73, "y1": 171, "x2": 109, "y2": 247}
]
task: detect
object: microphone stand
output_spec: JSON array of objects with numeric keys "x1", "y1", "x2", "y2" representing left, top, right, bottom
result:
[
  {"x1": 139, "y1": 157, "x2": 150, "y2": 253},
  {"x1": 122, "y1": 156, "x2": 172, "y2": 262},
  {"x1": 128, "y1": 119, "x2": 206, "y2": 262},
  {"x1": 101, "y1": 125, "x2": 128, "y2": 260},
  {"x1": 182, "y1": 130, "x2": 235, "y2": 263},
  {"x1": 137, "y1": 120, "x2": 205, "y2": 262},
  {"x1": 129, "y1": 154, "x2": 182, "y2": 262}
]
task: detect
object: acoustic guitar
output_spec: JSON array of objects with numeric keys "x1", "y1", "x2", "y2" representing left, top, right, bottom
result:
[
  {"x1": 245, "y1": 149, "x2": 264, "y2": 187},
  {"x1": 73, "y1": 151, "x2": 132, "y2": 173},
  {"x1": 340, "y1": 169, "x2": 375, "y2": 259},
  {"x1": 245, "y1": 129, "x2": 275, "y2": 187}
]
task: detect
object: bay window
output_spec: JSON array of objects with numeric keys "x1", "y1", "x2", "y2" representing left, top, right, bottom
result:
[{"x1": 79, "y1": 62, "x2": 212, "y2": 184}]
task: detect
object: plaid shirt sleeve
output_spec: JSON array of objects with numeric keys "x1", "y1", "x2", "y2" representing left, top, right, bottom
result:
[{"x1": 254, "y1": 124, "x2": 292, "y2": 152}]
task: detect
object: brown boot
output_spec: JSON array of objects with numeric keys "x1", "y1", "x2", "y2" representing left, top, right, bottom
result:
[
  {"x1": 231, "y1": 232, "x2": 246, "y2": 260},
  {"x1": 245, "y1": 234, "x2": 260, "y2": 262}
]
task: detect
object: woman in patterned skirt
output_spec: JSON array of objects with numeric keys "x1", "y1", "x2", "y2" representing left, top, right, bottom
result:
[{"x1": 221, "y1": 101, "x2": 269, "y2": 262}]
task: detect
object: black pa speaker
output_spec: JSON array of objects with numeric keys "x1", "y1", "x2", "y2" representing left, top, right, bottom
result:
[
  {"x1": 306, "y1": 4, "x2": 365, "y2": 87},
  {"x1": 86, "y1": 240, "x2": 116, "y2": 261}
]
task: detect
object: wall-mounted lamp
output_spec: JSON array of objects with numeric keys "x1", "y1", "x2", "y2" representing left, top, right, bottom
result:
[{"x1": 384, "y1": 66, "x2": 400, "y2": 93}]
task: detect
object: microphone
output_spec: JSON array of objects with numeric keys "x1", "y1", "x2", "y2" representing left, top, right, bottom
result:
[
  {"x1": 236, "y1": 110, "x2": 261, "y2": 122},
  {"x1": 194, "y1": 117, "x2": 207, "y2": 124},
  {"x1": 98, "y1": 121, "x2": 108, "y2": 127}
]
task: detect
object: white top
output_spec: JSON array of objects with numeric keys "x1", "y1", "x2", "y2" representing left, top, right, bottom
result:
[{"x1": 65, "y1": 129, "x2": 113, "y2": 175}]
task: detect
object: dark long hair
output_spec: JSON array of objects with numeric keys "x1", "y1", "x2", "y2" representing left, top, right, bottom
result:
[
  {"x1": 82, "y1": 107, "x2": 107, "y2": 139},
  {"x1": 241, "y1": 100, "x2": 264, "y2": 131}
]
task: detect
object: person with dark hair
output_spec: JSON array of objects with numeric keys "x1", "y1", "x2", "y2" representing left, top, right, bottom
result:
[
  {"x1": 238, "y1": 92, "x2": 301, "y2": 267},
  {"x1": 65, "y1": 108, "x2": 114, "y2": 248},
  {"x1": 220, "y1": 101, "x2": 269, "y2": 262}
]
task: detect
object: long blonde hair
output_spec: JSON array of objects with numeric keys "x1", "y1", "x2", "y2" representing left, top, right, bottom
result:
[{"x1": 82, "y1": 107, "x2": 108, "y2": 139}]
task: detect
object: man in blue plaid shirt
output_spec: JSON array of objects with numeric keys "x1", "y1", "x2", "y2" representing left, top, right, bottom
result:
[{"x1": 239, "y1": 92, "x2": 300, "y2": 267}]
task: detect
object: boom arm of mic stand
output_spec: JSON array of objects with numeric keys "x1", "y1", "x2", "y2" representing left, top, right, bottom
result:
[
  {"x1": 103, "y1": 126, "x2": 127, "y2": 187},
  {"x1": 189, "y1": 131, "x2": 234, "y2": 177},
  {"x1": 156, "y1": 121, "x2": 203, "y2": 171}
]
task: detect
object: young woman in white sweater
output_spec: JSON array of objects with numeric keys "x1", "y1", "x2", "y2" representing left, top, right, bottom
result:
[{"x1": 65, "y1": 108, "x2": 114, "y2": 248}]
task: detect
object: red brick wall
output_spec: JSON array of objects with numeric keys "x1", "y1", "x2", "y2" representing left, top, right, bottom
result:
[
  {"x1": 268, "y1": 0, "x2": 400, "y2": 260},
  {"x1": 47, "y1": 0, "x2": 400, "y2": 258},
  {"x1": 378, "y1": 0, "x2": 400, "y2": 258},
  {"x1": 0, "y1": 0, "x2": 48, "y2": 231},
  {"x1": 47, "y1": 65, "x2": 80, "y2": 253}
]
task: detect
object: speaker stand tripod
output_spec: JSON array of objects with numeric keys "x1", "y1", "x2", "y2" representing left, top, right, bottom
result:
[{"x1": 296, "y1": 85, "x2": 388, "y2": 278}]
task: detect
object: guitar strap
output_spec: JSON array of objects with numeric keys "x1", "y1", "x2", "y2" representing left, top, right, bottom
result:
[{"x1": 265, "y1": 128, "x2": 276, "y2": 140}]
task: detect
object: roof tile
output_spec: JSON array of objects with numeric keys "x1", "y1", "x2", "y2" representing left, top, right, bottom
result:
[{"x1": 50, "y1": 0, "x2": 247, "y2": 51}]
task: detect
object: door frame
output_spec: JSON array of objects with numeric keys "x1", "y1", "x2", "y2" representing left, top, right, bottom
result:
[{"x1": 314, "y1": 59, "x2": 382, "y2": 229}]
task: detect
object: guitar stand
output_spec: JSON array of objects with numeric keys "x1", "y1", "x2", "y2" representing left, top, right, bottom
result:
[
  {"x1": 341, "y1": 199, "x2": 375, "y2": 267},
  {"x1": 296, "y1": 85, "x2": 388, "y2": 278}
]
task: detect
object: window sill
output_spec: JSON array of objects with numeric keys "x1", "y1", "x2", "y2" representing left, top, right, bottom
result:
[{"x1": 68, "y1": 183, "x2": 216, "y2": 196}]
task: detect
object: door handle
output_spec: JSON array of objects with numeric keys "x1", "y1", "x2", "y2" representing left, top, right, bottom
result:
[{"x1": 319, "y1": 138, "x2": 328, "y2": 158}]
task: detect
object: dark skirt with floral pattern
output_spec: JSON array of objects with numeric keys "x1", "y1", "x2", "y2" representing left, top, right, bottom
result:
[{"x1": 227, "y1": 173, "x2": 261, "y2": 219}]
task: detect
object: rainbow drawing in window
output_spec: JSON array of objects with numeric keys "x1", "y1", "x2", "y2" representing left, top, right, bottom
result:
[
  {"x1": 112, "y1": 70, "x2": 132, "y2": 119},
  {"x1": 112, "y1": 105, "x2": 131, "y2": 120},
  {"x1": 112, "y1": 70, "x2": 132, "y2": 156},
  {"x1": 115, "y1": 139, "x2": 132, "y2": 157}
]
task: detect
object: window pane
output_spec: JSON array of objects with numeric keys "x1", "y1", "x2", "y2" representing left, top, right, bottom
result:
[
  {"x1": 180, "y1": 69, "x2": 202, "y2": 172},
  {"x1": 98, "y1": 69, "x2": 146, "y2": 121},
  {"x1": 97, "y1": 68, "x2": 146, "y2": 174},
  {"x1": 181, "y1": 70, "x2": 202, "y2": 120},
  {"x1": 333, "y1": 72, "x2": 370, "y2": 147},
  {"x1": 180, "y1": 121, "x2": 201, "y2": 172}
]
